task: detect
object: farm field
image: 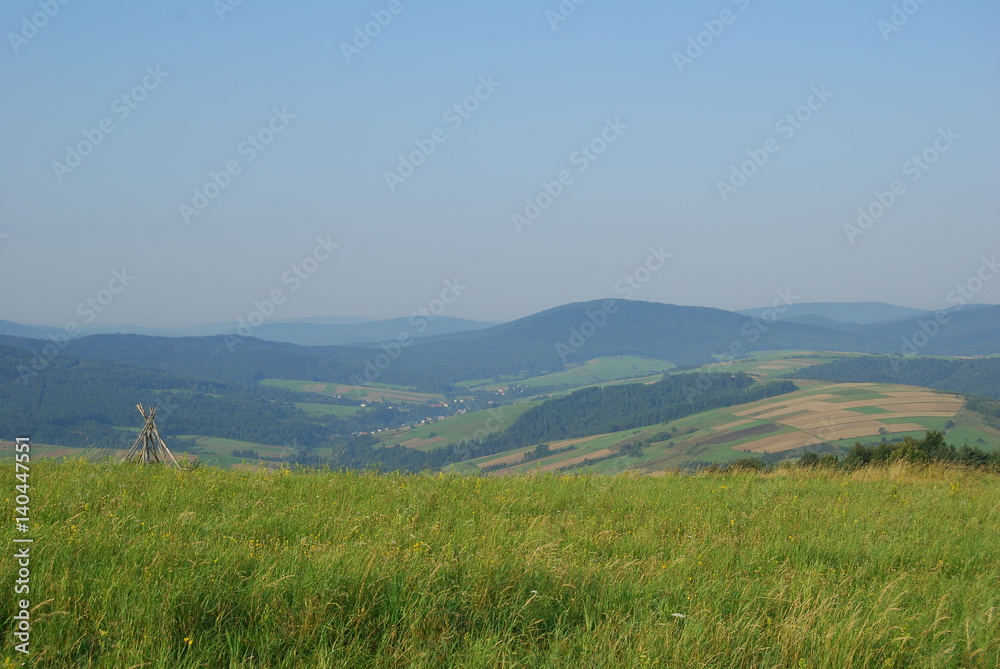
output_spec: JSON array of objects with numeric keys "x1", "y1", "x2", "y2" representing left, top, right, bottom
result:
[
  {"x1": 627, "y1": 383, "x2": 992, "y2": 471},
  {"x1": 6, "y1": 459, "x2": 998, "y2": 668},
  {"x1": 672, "y1": 351, "x2": 863, "y2": 379},
  {"x1": 261, "y1": 379, "x2": 446, "y2": 405},
  {"x1": 470, "y1": 382, "x2": 998, "y2": 476},
  {"x1": 457, "y1": 356, "x2": 676, "y2": 391},
  {"x1": 0, "y1": 440, "x2": 123, "y2": 461},
  {"x1": 171, "y1": 435, "x2": 299, "y2": 468},
  {"x1": 377, "y1": 402, "x2": 541, "y2": 451},
  {"x1": 0, "y1": 436, "x2": 328, "y2": 471}
]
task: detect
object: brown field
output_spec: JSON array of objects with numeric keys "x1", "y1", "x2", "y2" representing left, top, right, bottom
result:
[
  {"x1": 719, "y1": 385, "x2": 965, "y2": 455},
  {"x1": 699, "y1": 422, "x2": 781, "y2": 447},
  {"x1": 544, "y1": 433, "x2": 618, "y2": 451},
  {"x1": 712, "y1": 419, "x2": 754, "y2": 431},
  {"x1": 743, "y1": 403, "x2": 834, "y2": 420},
  {"x1": 398, "y1": 437, "x2": 448, "y2": 449},
  {"x1": 535, "y1": 449, "x2": 617, "y2": 473},
  {"x1": 477, "y1": 450, "x2": 541, "y2": 469},
  {"x1": 737, "y1": 395, "x2": 839, "y2": 417},
  {"x1": 883, "y1": 390, "x2": 956, "y2": 398},
  {"x1": 823, "y1": 422, "x2": 928, "y2": 441},
  {"x1": 740, "y1": 432, "x2": 823, "y2": 454}
]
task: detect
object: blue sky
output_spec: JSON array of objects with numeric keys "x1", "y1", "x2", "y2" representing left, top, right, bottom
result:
[{"x1": 1, "y1": 0, "x2": 998, "y2": 327}]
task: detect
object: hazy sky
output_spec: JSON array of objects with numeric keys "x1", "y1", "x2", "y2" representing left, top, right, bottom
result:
[{"x1": 2, "y1": 0, "x2": 998, "y2": 328}]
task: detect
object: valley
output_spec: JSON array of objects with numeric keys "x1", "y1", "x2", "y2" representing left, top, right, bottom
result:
[{"x1": 2, "y1": 301, "x2": 999, "y2": 474}]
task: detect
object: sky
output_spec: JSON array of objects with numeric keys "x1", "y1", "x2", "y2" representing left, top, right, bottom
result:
[{"x1": 1, "y1": 0, "x2": 998, "y2": 328}]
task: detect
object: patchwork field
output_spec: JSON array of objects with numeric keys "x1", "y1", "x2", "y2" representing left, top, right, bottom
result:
[
  {"x1": 730, "y1": 386, "x2": 964, "y2": 454},
  {"x1": 465, "y1": 382, "x2": 999, "y2": 475},
  {"x1": 671, "y1": 351, "x2": 863, "y2": 380},
  {"x1": 457, "y1": 356, "x2": 676, "y2": 391}
]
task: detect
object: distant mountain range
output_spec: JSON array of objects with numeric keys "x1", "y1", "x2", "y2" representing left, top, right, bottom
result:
[
  {"x1": 3, "y1": 300, "x2": 998, "y2": 390},
  {"x1": 7, "y1": 301, "x2": 994, "y2": 348},
  {"x1": 0, "y1": 316, "x2": 494, "y2": 347},
  {"x1": 736, "y1": 301, "x2": 930, "y2": 324}
]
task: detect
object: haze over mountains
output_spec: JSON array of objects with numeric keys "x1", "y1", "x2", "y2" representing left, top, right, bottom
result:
[
  {"x1": 0, "y1": 316, "x2": 494, "y2": 347},
  {"x1": 3, "y1": 300, "x2": 993, "y2": 349},
  {"x1": 736, "y1": 302, "x2": 930, "y2": 324},
  {"x1": 3, "y1": 300, "x2": 999, "y2": 391}
]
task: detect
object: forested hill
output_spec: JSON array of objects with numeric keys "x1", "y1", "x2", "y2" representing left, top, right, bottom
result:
[
  {"x1": 0, "y1": 343, "x2": 353, "y2": 448},
  {"x1": 859, "y1": 305, "x2": 1000, "y2": 357},
  {"x1": 790, "y1": 356, "x2": 1000, "y2": 399},
  {"x1": 471, "y1": 372, "x2": 797, "y2": 454},
  {"x1": 392, "y1": 301, "x2": 876, "y2": 381},
  {"x1": 7, "y1": 301, "x2": 873, "y2": 388},
  {"x1": 3, "y1": 301, "x2": 998, "y2": 391},
  {"x1": 10, "y1": 334, "x2": 369, "y2": 386}
]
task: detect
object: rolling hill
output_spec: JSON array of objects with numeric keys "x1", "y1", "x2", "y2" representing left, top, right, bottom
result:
[
  {"x1": 737, "y1": 301, "x2": 928, "y2": 324},
  {"x1": 459, "y1": 381, "x2": 1000, "y2": 476},
  {"x1": 3, "y1": 300, "x2": 999, "y2": 392},
  {"x1": 790, "y1": 355, "x2": 1000, "y2": 398}
]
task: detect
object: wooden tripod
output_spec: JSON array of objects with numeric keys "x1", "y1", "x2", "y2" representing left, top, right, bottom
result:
[{"x1": 123, "y1": 404, "x2": 180, "y2": 467}]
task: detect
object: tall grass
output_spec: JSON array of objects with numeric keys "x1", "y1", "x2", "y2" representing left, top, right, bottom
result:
[{"x1": 3, "y1": 459, "x2": 998, "y2": 667}]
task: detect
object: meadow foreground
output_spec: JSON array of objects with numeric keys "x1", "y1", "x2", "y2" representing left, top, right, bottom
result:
[{"x1": 3, "y1": 460, "x2": 998, "y2": 668}]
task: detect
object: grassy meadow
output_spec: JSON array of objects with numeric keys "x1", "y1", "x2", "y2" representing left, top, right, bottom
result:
[
  {"x1": 457, "y1": 357, "x2": 676, "y2": 391},
  {"x1": 2, "y1": 459, "x2": 998, "y2": 668}
]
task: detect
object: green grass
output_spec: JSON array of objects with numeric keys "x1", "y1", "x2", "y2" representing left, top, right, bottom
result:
[
  {"x1": 676, "y1": 351, "x2": 860, "y2": 379},
  {"x1": 6, "y1": 459, "x2": 999, "y2": 667},
  {"x1": 460, "y1": 356, "x2": 675, "y2": 391},
  {"x1": 378, "y1": 403, "x2": 541, "y2": 451}
]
